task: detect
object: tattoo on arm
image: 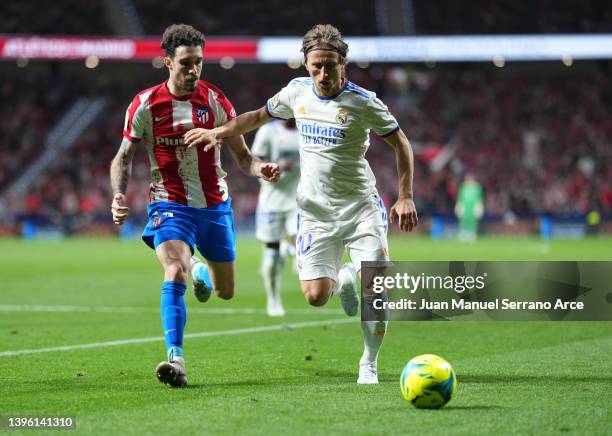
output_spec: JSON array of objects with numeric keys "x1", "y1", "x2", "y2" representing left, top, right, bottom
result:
[{"x1": 110, "y1": 138, "x2": 137, "y2": 194}]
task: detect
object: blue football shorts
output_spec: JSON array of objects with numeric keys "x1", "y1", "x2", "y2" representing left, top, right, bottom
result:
[{"x1": 142, "y1": 199, "x2": 236, "y2": 262}]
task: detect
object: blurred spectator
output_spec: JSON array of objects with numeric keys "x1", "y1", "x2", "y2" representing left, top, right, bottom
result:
[
  {"x1": 413, "y1": 0, "x2": 612, "y2": 35},
  {"x1": 3, "y1": 0, "x2": 610, "y2": 36},
  {"x1": 2, "y1": 0, "x2": 111, "y2": 35},
  {"x1": 1, "y1": 61, "x2": 611, "y2": 231},
  {"x1": 133, "y1": 0, "x2": 378, "y2": 36}
]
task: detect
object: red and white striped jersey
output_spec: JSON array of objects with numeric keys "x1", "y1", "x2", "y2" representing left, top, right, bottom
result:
[{"x1": 123, "y1": 80, "x2": 236, "y2": 208}]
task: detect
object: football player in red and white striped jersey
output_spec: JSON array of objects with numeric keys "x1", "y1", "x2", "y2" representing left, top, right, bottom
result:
[{"x1": 110, "y1": 24, "x2": 279, "y2": 388}]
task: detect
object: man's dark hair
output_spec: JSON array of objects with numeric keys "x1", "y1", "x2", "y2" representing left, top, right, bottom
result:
[
  {"x1": 301, "y1": 24, "x2": 348, "y2": 61},
  {"x1": 161, "y1": 24, "x2": 205, "y2": 57}
]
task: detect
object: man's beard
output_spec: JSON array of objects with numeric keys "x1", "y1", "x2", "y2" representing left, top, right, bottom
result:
[{"x1": 184, "y1": 80, "x2": 197, "y2": 91}]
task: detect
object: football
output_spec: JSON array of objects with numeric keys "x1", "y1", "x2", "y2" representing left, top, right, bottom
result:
[{"x1": 400, "y1": 354, "x2": 457, "y2": 409}]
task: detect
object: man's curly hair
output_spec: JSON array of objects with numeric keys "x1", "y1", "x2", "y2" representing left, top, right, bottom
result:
[
  {"x1": 161, "y1": 24, "x2": 205, "y2": 57},
  {"x1": 301, "y1": 24, "x2": 348, "y2": 61}
]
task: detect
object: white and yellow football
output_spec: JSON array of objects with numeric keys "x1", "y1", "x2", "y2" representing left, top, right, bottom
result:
[{"x1": 400, "y1": 354, "x2": 457, "y2": 409}]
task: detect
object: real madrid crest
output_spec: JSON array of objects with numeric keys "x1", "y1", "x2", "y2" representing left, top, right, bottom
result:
[{"x1": 336, "y1": 108, "x2": 348, "y2": 124}]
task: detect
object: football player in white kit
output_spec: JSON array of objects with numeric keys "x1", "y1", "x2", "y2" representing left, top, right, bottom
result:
[
  {"x1": 185, "y1": 24, "x2": 418, "y2": 384},
  {"x1": 251, "y1": 118, "x2": 300, "y2": 316}
]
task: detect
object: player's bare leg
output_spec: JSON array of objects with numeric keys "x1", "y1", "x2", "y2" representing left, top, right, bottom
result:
[
  {"x1": 206, "y1": 260, "x2": 236, "y2": 300},
  {"x1": 300, "y1": 278, "x2": 333, "y2": 306},
  {"x1": 300, "y1": 265, "x2": 359, "y2": 316},
  {"x1": 154, "y1": 240, "x2": 192, "y2": 387}
]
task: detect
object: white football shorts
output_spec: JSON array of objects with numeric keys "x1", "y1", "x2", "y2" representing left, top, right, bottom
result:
[
  {"x1": 296, "y1": 194, "x2": 389, "y2": 282},
  {"x1": 255, "y1": 209, "x2": 298, "y2": 243}
]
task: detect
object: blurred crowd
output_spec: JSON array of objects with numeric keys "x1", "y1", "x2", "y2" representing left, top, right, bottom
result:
[
  {"x1": 413, "y1": 0, "x2": 612, "y2": 35},
  {"x1": 1, "y1": 61, "x2": 610, "y2": 233},
  {"x1": 381, "y1": 65, "x2": 612, "y2": 217},
  {"x1": 132, "y1": 0, "x2": 378, "y2": 36},
  {"x1": 3, "y1": 0, "x2": 610, "y2": 36},
  {"x1": 2, "y1": 0, "x2": 111, "y2": 35}
]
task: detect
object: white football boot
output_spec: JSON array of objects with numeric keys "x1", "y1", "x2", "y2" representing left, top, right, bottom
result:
[
  {"x1": 337, "y1": 263, "x2": 359, "y2": 317},
  {"x1": 267, "y1": 299, "x2": 286, "y2": 317},
  {"x1": 357, "y1": 360, "x2": 379, "y2": 385}
]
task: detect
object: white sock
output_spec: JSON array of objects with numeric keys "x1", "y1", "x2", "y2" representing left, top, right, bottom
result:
[
  {"x1": 360, "y1": 320, "x2": 388, "y2": 364},
  {"x1": 281, "y1": 239, "x2": 298, "y2": 274},
  {"x1": 274, "y1": 253, "x2": 286, "y2": 306},
  {"x1": 261, "y1": 248, "x2": 283, "y2": 305},
  {"x1": 280, "y1": 239, "x2": 296, "y2": 257}
]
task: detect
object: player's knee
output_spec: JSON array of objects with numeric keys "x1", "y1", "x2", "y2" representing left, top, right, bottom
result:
[
  {"x1": 164, "y1": 260, "x2": 189, "y2": 283},
  {"x1": 303, "y1": 288, "x2": 329, "y2": 306}
]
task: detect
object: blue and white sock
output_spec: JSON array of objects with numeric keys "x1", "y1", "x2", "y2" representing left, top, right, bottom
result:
[{"x1": 160, "y1": 281, "x2": 187, "y2": 361}]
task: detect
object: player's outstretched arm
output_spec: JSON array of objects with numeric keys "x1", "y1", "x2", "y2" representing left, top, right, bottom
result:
[
  {"x1": 383, "y1": 129, "x2": 419, "y2": 232},
  {"x1": 184, "y1": 107, "x2": 272, "y2": 151},
  {"x1": 109, "y1": 138, "x2": 137, "y2": 225},
  {"x1": 224, "y1": 135, "x2": 280, "y2": 182}
]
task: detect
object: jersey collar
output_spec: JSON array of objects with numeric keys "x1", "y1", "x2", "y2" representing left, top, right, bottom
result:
[{"x1": 311, "y1": 80, "x2": 348, "y2": 101}]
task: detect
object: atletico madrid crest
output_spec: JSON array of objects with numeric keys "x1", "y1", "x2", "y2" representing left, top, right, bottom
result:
[{"x1": 196, "y1": 107, "x2": 209, "y2": 124}]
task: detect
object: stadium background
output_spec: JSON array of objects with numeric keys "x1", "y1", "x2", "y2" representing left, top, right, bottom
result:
[
  {"x1": 1, "y1": 1, "x2": 611, "y2": 434},
  {"x1": 1, "y1": 0, "x2": 611, "y2": 239}
]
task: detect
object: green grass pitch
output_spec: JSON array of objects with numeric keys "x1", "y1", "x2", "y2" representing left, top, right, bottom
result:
[{"x1": 1, "y1": 236, "x2": 611, "y2": 434}]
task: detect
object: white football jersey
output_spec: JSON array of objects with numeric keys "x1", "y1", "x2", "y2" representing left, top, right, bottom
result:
[
  {"x1": 266, "y1": 77, "x2": 399, "y2": 220},
  {"x1": 251, "y1": 120, "x2": 300, "y2": 212}
]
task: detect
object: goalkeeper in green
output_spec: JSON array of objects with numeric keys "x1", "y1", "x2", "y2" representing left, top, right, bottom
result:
[{"x1": 454, "y1": 173, "x2": 483, "y2": 242}]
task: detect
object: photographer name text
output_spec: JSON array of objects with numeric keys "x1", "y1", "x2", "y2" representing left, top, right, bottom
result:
[{"x1": 373, "y1": 298, "x2": 584, "y2": 311}]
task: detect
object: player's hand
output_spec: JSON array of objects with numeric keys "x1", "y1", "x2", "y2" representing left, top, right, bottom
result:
[
  {"x1": 389, "y1": 197, "x2": 418, "y2": 232},
  {"x1": 184, "y1": 128, "x2": 220, "y2": 151},
  {"x1": 111, "y1": 193, "x2": 129, "y2": 225},
  {"x1": 259, "y1": 162, "x2": 281, "y2": 182}
]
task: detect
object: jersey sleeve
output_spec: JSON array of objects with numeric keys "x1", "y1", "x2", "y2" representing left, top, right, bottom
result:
[
  {"x1": 122, "y1": 94, "x2": 147, "y2": 142},
  {"x1": 208, "y1": 86, "x2": 237, "y2": 127},
  {"x1": 251, "y1": 125, "x2": 271, "y2": 159},
  {"x1": 265, "y1": 80, "x2": 299, "y2": 120},
  {"x1": 362, "y1": 95, "x2": 400, "y2": 137}
]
